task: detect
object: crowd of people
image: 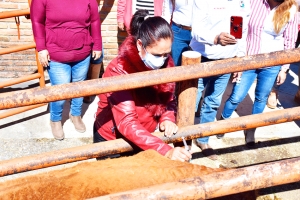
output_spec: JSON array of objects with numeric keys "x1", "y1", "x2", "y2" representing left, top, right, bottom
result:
[{"x1": 30, "y1": 0, "x2": 300, "y2": 162}]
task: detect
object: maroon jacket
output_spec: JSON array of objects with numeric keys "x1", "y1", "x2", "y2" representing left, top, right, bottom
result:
[{"x1": 94, "y1": 36, "x2": 176, "y2": 155}]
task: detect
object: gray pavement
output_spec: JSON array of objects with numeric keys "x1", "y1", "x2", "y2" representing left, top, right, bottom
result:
[{"x1": 1, "y1": 64, "x2": 300, "y2": 199}]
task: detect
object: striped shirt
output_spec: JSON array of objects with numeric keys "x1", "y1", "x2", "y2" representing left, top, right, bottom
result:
[
  {"x1": 136, "y1": 0, "x2": 155, "y2": 16},
  {"x1": 247, "y1": 0, "x2": 298, "y2": 69}
]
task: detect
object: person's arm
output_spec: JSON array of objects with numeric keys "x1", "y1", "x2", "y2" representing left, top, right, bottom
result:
[
  {"x1": 158, "y1": 94, "x2": 177, "y2": 137},
  {"x1": 281, "y1": 6, "x2": 298, "y2": 72},
  {"x1": 191, "y1": 0, "x2": 219, "y2": 45},
  {"x1": 161, "y1": 0, "x2": 173, "y2": 24},
  {"x1": 90, "y1": 0, "x2": 102, "y2": 52},
  {"x1": 276, "y1": 7, "x2": 298, "y2": 85},
  {"x1": 159, "y1": 94, "x2": 176, "y2": 124},
  {"x1": 30, "y1": 0, "x2": 50, "y2": 67},
  {"x1": 117, "y1": 0, "x2": 126, "y2": 30},
  {"x1": 30, "y1": 0, "x2": 47, "y2": 51},
  {"x1": 109, "y1": 90, "x2": 172, "y2": 156}
]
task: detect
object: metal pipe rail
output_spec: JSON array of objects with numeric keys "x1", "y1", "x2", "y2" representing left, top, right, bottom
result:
[
  {"x1": 91, "y1": 157, "x2": 300, "y2": 200},
  {"x1": 0, "y1": 43, "x2": 36, "y2": 56},
  {"x1": 1, "y1": 48, "x2": 300, "y2": 110},
  {"x1": 0, "y1": 72, "x2": 41, "y2": 89},
  {"x1": 0, "y1": 2, "x2": 45, "y2": 119},
  {"x1": 0, "y1": 42, "x2": 44, "y2": 119},
  {"x1": 0, "y1": 106, "x2": 299, "y2": 177},
  {"x1": 0, "y1": 8, "x2": 30, "y2": 19},
  {"x1": 0, "y1": 104, "x2": 46, "y2": 119}
]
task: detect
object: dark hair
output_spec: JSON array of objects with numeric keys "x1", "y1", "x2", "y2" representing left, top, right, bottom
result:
[{"x1": 129, "y1": 10, "x2": 173, "y2": 47}]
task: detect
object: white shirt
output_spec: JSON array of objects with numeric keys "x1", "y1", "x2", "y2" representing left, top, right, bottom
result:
[
  {"x1": 190, "y1": 0, "x2": 251, "y2": 59},
  {"x1": 162, "y1": 0, "x2": 194, "y2": 26},
  {"x1": 249, "y1": 1, "x2": 297, "y2": 55}
]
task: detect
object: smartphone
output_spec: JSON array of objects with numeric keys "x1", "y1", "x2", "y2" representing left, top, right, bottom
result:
[{"x1": 230, "y1": 16, "x2": 243, "y2": 39}]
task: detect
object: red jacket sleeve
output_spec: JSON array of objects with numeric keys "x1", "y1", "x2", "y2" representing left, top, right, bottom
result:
[{"x1": 108, "y1": 90, "x2": 172, "y2": 156}]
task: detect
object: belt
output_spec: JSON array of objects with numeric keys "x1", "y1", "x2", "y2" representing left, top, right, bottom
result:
[{"x1": 172, "y1": 21, "x2": 192, "y2": 31}]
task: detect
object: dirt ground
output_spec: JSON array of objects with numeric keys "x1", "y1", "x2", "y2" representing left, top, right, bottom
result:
[{"x1": 0, "y1": 135, "x2": 299, "y2": 200}]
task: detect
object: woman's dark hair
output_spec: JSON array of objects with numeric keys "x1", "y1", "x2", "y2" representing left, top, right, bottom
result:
[{"x1": 129, "y1": 10, "x2": 173, "y2": 47}]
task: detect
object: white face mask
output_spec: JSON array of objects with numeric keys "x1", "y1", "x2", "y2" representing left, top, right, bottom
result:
[{"x1": 142, "y1": 46, "x2": 167, "y2": 70}]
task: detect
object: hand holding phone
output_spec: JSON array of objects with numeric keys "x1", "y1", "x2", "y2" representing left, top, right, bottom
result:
[
  {"x1": 230, "y1": 16, "x2": 243, "y2": 39},
  {"x1": 216, "y1": 32, "x2": 236, "y2": 46}
]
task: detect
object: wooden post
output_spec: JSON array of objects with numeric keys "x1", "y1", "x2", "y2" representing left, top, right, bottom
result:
[{"x1": 176, "y1": 51, "x2": 201, "y2": 146}]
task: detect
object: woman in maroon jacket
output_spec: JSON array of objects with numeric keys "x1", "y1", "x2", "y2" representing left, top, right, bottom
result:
[
  {"x1": 31, "y1": 0, "x2": 102, "y2": 140},
  {"x1": 94, "y1": 10, "x2": 191, "y2": 162}
]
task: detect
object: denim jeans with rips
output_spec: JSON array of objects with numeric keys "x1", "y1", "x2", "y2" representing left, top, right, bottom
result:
[
  {"x1": 171, "y1": 23, "x2": 192, "y2": 66},
  {"x1": 221, "y1": 66, "x2": 281, "y2": 119}
]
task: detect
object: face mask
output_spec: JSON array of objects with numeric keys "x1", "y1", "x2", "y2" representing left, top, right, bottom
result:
[{"x1": 142, "y1": 46, "x2": 167, "y2": 70}]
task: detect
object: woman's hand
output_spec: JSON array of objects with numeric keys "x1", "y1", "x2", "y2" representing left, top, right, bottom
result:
[
  {"x1": 276, "y1": 70, "x2": 287, "y2": 85},
  {"x1": 118, "y1": 22, "x2": 125, "y2": 31},
  {"x1": 165, "y1": 147, "x2": 192, "y2": 162},
  {"x1": 38, "y1": 50, "x2": 50, "y2": 67},
  {"x1": 92, "y1": 50, "x2": 102, "y2": 60},
  {"x1": 160, "y1": 121, "x2": 178, "y2": 138}
]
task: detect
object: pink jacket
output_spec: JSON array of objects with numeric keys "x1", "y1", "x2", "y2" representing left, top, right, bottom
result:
[{"x1": 117, "y1": 0, "x2": 164, "y2": 32}]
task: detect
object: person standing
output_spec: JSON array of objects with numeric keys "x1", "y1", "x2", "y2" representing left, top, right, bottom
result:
[
  {"x1": 162, "y1": 0, "x2": 194, "y2": 66},
  {"x1": 266, "y1": 0, "x2": 299, "y2": 109},
  {"x1": 117, "y1": 0, "x2": 164, "y2": 33},
  {"x1": 31, "y1": 0, "x2": 102, "y2": 140},
  {"x1": 83, "y1": 47, "x2": 104, "y2": 103},
  {"x1": 84, "y1": 0, "x2": 105, "y2": 103},
  {"x1": 221, "y1": 0, "x2": 298, "y2": 147},
  {"x1": 190, "y1": 0, "x2": 250, "y2": 160},
  {"x1": 94, "y1": 10, "x2": 192, "y2": 162}
]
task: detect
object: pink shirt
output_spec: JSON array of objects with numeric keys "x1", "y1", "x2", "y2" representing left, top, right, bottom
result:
[
  {"x1": 247, "y1": 0, "x2": 298, "y2": 69},
  {"x1": 31, "y1": 0, "x2": 102, "y2": 63}
]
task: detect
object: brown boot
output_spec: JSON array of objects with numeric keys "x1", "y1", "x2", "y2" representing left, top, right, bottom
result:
[
  {"x1": 69, "y1": 113, "x2": 86, "y2": 133},
  {"x1": 267, "y1": 90, "x2": 278, "y2": 109},
  {"x1": 50, "y1": 121, "x2": 64, "y2": 140},
  {"x1": 294, "y1": 90, "x2": 300, "y2": 104},
  {"x1": 83, "y1": 62, "x2": 102, "y2": 103}
]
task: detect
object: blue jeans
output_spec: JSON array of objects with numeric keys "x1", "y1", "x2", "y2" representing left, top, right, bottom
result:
[
  {"x1": 221, "y1": 66, "x2": 281, "y2": 119},
  {"x1": 47, "y1": 55, "x2": 91, "y2": 121},
  {"x1": 195, "y1": 72, "x2": 231, "y2": 144},
  {"x1": 171, "y1": 23, "x2": 192, "y2": 66}
]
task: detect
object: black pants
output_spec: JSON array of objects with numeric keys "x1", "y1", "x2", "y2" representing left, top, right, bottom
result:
[
  {"x1": 93, "y1": 124, "x2": 107, "y2": 143},
  {"x1": 93, "y1": 124, "x2": 121, "y2": 159}
]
